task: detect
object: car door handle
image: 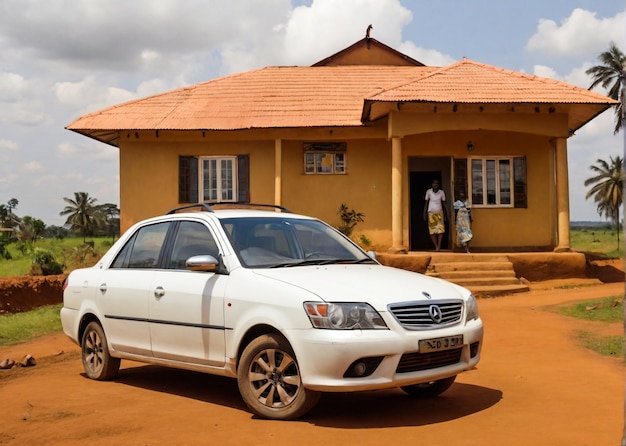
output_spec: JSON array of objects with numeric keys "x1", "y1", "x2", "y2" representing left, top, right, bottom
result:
[
  {"x1": 99, "y1": 283, "x2": 107, "y2": 293},
  {"x1": 154, "y1": 286, "x2": 165, "y2": 298}
]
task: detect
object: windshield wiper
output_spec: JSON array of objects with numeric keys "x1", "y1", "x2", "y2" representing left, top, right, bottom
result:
[
  {"x1": 268, "y1": 258, "x2": 374, "y2": 268},
  {"x1": 338, "y1": 258, "x2": 377, "y2": 264}
]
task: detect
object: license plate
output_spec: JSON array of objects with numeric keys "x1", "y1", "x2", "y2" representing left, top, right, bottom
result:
[{"x1": 419, "y1": 335, "x2": 464, "y2": 353}]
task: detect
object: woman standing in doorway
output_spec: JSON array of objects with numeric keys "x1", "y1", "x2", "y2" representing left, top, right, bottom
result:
[
  {"x1": 423, "y1": 179, "x2": 448, "y2": 251},
  {"x1": 454, "y1": 191, "x2": 473, "y2": 253}
]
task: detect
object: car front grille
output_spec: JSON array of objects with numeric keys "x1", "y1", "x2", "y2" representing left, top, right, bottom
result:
[
  {"x1": 388, "y1": 300, "x2": 463, "y2": 329},
  {"x1": 396, "y1": 348, "x2": 462, "y2": 374}
]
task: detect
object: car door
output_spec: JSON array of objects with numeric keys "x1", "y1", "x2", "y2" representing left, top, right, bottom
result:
[
  {"x1": 148, "y1": 220, "x2": 227, "y2": 366},
  {"x1": 97, "y1": 221, "x2": 171, "y2": 356}
]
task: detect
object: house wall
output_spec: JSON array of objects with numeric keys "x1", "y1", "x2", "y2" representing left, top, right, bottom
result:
[
  {"x1": 117, "y1": 128, "x2": 557, "y2": 251},
  {"x1": 118, "y1": 134, "x2": 275, "y2": 230},
  {"x1": 280, "y1": 139, "x2": 393, "y2": 249}
]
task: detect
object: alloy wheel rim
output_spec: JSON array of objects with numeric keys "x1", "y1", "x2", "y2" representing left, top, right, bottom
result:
[{"x1": 247, "y1": 348, "x2": 301, "y2": 408}]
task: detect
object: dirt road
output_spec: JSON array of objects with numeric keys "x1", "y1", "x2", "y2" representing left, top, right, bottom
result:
[{"x1": 0, "y1": 282, "x2": 624, "y2": 446}]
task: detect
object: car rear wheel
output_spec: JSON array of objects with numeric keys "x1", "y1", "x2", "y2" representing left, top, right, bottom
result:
[
  {"x1": 81, "y1": 321, "x2": 120, "y2": 380},
  {"x1": 401, "y1": 375, "x2": 456, "y2": 397},
  {"x1": 237, "y1": 333, "x2": 320, "y2": 420}
]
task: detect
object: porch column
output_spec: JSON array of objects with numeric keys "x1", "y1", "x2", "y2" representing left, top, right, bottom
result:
[
  {"x1": 274, "y1": 139, "x2": 282, "y2": 206},
  {"x1": 555, "y1": 137, "x2": 571, "y2": 251},
  {"x1": 390, "y1": 136, "x2": 405, "y2": 252}
]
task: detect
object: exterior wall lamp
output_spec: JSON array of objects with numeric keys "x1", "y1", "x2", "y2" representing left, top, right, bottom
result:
[{"x1": 467, "y1": 141, "x2": 475, "y2": 151}]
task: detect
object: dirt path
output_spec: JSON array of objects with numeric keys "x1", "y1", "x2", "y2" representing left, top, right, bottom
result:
[{"x1": 0, "y1": 282, "x2": 624, "y2": 446}]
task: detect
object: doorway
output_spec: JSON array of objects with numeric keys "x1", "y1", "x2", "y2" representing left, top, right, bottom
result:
[{"x1": 409, "y1": 158, "x2": 452, "y2": 251}]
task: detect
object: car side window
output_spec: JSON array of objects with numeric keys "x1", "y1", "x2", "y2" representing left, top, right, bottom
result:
[
  {"x1": 168, "y1": 221, "x2": 219, "y2": 269},
  {"x1": 111, "y1": 222, "x2": 170, "y2": 269}
]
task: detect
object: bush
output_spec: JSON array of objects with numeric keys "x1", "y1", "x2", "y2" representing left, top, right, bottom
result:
[
  {"x1": 30, "y1": 247, "x2": 64, "y2": 276},
  {"x1": 337, "y1": 203, "x2": 365, "y2": 237}
]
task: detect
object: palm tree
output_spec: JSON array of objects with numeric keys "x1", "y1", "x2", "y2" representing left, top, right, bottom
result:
[
  {"x1": 586, "y1": 43, "x2": 625, "y2": 134},
  {"x1": 60, "y1": 192, "x2": 103, "y2": 242},
  {"x1": 584, "y1": 156, "x2": 624, "y2": 249}
]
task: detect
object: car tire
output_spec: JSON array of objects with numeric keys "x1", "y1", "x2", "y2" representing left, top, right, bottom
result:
[
  {"x1": 237, "y1": 333, "x2": 320, "y2": 420},
  {"x1": 401, "y1": 375, "x2": 456, "y2": 398},
  {"x1": 81, "y1": 321, "x2": 120, "y2": 381}
]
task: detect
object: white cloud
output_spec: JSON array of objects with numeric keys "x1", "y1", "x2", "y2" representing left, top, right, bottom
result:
[
  {"x1": 532, "y1": 65, "x2": 559, "y2": 79},
  {"x1": 526, "y1": 9, "x2": 625, "y2": 57},
  {"x1": 23, "y1": 161, "x2": 43, "y2": 172},
  {"x1": 0, "y1": 139, "x2": 19, "y2": 151},
  {"x1": 0, "y1": 72, "x2": 28, "y2": 102},
  {"x1": 398, "y1": 42, "x2": 455, "y2": 66}
]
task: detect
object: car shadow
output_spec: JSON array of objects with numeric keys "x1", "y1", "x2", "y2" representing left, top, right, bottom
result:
[{"x1": 109, "y1": 364, "x2": 502, "y2": 427}]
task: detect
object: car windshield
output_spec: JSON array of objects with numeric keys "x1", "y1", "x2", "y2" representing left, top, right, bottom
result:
[{"x1": 220, "y1": 217, "x2": 375, "y2": 268}]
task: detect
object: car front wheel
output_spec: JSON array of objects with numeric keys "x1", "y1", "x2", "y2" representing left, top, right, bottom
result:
[
  {"x1": 401, "y1": 375, "x2": 456, "y2": 398},
  {"x1": 81, "y1": 321, "x2": 120, "y2": 380},
  {"x1": 237, "y1": 333, "x2": 320, "y2": 420}
]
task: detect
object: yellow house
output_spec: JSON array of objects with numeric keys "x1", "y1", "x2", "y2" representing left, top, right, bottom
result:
[{"x1": 67, "y1": 37, "x2": 617, "y2": 253}]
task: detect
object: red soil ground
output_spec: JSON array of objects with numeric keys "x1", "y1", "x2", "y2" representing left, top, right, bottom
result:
[{"x1": 0, "y1": 260, "x2": 624, "y2": 445}]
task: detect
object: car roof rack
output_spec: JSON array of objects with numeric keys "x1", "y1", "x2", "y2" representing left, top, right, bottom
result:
[
  {"x1": 167, "y1": 203, "x2": 215, "y2": 214},
  {"x1": 166, "y1": 202, "x2": 292, "y2": 215}
]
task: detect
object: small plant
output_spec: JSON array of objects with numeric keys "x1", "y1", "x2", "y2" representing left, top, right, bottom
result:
[
  {"x1": 30, "y1": 247, "x2": 64, "y2": 276},
  {"x1": 0, "y1": 237, "x2": 11, "y2": 260},
  {"x1": 337, "y1": 203, "x2": 365, "y2": 237},
  {"x1": 359, "y1": 234, "x2": 372, "y2": 248}
]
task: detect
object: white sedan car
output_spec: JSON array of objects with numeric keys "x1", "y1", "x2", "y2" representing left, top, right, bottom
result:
[{"x1": 61, "y1": 204, "x2": 483, "y2": 420}]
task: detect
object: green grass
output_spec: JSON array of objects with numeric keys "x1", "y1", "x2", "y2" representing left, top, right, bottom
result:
[
  {"x1": 556, "y1": 296, "x2": 623, "y2": 358},
  {"x1": 570, "y1": 226, "x2": 623, "y2": 258},
  {"x1": 575, "y1": 331, "x2": 623, "y2": 357},
  {"x1": 0, "y1": 304, "x2": 63, "y2": 347},
  {"x1": 0, "y1": 236, "x2": 111, "y2": 277},
  {"x1": 556, "y1": 296, "x2": 623, "y2": 323}
]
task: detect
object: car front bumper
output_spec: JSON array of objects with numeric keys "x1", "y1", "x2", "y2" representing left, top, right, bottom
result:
[{"x1": 286, "y1": 318, "x2": 483, "y2": 392}]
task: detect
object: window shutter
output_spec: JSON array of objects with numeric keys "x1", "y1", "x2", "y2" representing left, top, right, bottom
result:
[
  {"x1": 237, "y1": 155, "x2": 250, "y2": 203},
  {"x1": 454, "y1": 158, "x2": 468, "y2": 197},
  {"x1": 513, "y1": 157, "x2": 527, "y2": 208},
  {"x1": 179, "y1": 156, "x2": 198, "y2": 203}
]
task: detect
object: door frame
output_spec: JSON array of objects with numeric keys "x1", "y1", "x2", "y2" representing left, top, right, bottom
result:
[{"x1": 408, "y1": 157, "x2": 453, "y2": 251}]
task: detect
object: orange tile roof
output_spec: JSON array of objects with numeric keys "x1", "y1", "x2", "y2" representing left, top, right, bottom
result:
[
  {"x1": 67, "y1": 61, "x2": 617, "y2": 146},
  {"x1": 367, "y1": 59, "x2": 616, "y2": 104},
  {"x1": 68, "y1": 66, "x2": 435, "y2": 131}
]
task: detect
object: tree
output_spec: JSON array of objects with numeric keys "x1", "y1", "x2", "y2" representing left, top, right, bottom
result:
[
  {"x1": 18, "y1": 215, "x2": 46, "y2": 243},
  {"x1": 97, "y1": 203, "x2": 121, "y2": 240},
  {"x1": 60, "y1": 192, "x2": 104, "y2": 242},
  {"x1": 586, "y1": 42, "x2": 625, "y2": 134},
  {"x1": 0, "y1": 197, "x2": 20, "y2": 230},
  {"x1": 584, "y1": 156, "x2": 623, "y2": 249}
]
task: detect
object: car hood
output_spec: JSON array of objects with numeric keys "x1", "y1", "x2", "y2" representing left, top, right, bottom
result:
[{"x1": 251, "y1": 264, "x2": 469, "y2": 308}]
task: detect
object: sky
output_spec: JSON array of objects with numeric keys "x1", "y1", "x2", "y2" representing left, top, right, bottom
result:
[{"x1": 0, "y1": 0, "x2": 624, "y2": 226}]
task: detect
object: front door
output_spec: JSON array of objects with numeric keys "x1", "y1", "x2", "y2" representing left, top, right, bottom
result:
[{"x1": 410, "y1": 170, "x2": 450, "y2": 251}]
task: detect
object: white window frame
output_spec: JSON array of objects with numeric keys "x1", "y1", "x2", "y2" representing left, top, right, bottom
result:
[
  {"x1": 303, "y1": 142, "x2": 347, "y2": 175},
  {"x1": 469, "y1": 156, "x2": 514, "y2": 208},
  {"x1": 199, "y1": 156, "x2": 238, "y2": 202}
]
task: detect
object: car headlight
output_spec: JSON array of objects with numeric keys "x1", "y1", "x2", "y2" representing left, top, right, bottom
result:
[
  {"x1": 465, "y1": 294, "x2": 479, "y2": 322},
  {"x1": 304, "y1": 302, "x2": 388, "y2": 329}
]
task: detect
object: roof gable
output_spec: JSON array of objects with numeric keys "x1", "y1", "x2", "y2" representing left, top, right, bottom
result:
[{"x1": 312, "y1": 37, "x2": 424, "y2": 67}]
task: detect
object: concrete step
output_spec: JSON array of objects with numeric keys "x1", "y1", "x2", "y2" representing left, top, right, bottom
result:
[
  {"x1": 435, "y1": 270, "x2": 517, "y2": 279},
  {"x1": 470, "y1": 283, "x2": 530, "y2": 297},
  {"x1": 430, "y1": 261, "x2": 514, "y2": 273},
  {"x1": 425, "y1": 253, "x2": 529, "y2": 295},
  {"x1": 448, "y1": 276, "x2": 523, "y2": 287}
]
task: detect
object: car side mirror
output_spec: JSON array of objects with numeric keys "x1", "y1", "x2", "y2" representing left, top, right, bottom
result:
[
  {"x1": 366, "y1": 250, "x2": 377, "y2": 260},
  {"x1": 186, "y1": 254, "x2": 219, "y2": 272}
]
